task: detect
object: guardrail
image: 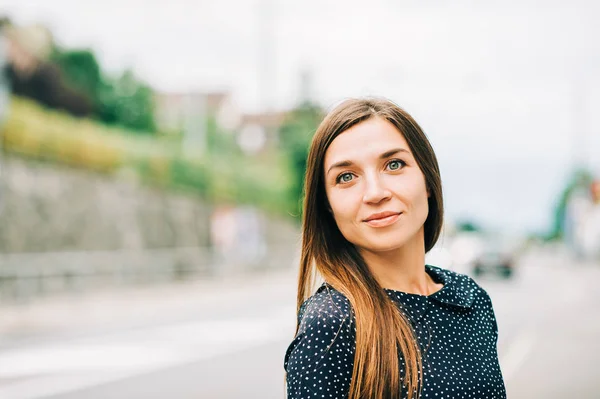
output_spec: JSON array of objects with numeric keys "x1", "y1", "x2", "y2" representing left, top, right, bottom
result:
[{"x1": 0, "y1": 245, "x2": 296, "y2": 303}]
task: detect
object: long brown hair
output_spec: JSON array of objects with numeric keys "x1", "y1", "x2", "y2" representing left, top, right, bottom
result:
[{"x1": 296, "y1": 98, "x2": 444, "y2": 399}]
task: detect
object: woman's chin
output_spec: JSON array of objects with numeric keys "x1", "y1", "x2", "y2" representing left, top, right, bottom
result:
[{"x1": 358, "y1": 239, "x2": 407, "y2": 254}]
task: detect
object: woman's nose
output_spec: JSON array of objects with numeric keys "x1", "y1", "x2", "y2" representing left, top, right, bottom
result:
[{"x1": 362, "y1": 174, "x2": 391, "y2": 204}]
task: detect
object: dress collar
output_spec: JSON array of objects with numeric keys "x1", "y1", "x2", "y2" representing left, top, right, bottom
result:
[
  {"x1": 319, "y1": 264, "x2": 476, "y2": 313},
  {"x1": 382, "y1": 265, "x2": 476, "y2": 310},
  {"x1": 424, "y1": 264, "x2": 476, "y2": 310}
]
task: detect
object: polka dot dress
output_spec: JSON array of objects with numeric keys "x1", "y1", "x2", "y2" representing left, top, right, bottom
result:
[{"x1": 284, "y1": 264, "x2": 506, "y2": 398}]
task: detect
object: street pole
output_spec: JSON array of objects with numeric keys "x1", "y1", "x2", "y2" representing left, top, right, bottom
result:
[
  {"x1": 571, "y1": 73, "x2": 588, "y2": 173},
  {"x1": 182, "y1": 93, "x2": 207, "y2": 157}
]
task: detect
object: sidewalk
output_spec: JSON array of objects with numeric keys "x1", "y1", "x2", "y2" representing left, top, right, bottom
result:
[{"x1": 0, "y1": 266, "x2": 298, "y2": 343}]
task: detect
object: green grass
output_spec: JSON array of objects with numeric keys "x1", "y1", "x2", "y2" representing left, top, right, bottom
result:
[{"x1": 1, "y1": 96, "x2": 295, "y2": 215}]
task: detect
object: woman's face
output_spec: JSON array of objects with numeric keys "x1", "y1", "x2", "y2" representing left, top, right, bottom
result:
[{"x1": 323, "y1": 117, "x2": 430, "y2": 253}]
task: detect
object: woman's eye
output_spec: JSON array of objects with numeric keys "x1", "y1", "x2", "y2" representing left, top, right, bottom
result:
[
  {"x1": 388, "y1": 160, "x2": 405, "y2": 171},
  {"x1": 337, "y1": 173, "x2": 354, "y2": 183}
]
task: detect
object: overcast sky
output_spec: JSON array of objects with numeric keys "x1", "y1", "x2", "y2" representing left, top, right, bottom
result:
[{"x1": 1, "y1": 0, "x2": 599, "y2": 232}]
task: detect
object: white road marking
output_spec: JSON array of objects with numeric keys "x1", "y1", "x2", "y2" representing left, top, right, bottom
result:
[{"x1": 0, "y1": 306, "x2": 296, "y2": 399}]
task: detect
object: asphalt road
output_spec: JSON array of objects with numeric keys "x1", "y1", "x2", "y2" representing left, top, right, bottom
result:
[{"x1": 0, "y1": 247, "x2": 598, "y2": 399}]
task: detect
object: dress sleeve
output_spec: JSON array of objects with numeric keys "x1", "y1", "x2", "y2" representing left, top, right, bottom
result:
[
  {"x1": 284, "y1": 289, "x2": 356, "y2": 399},
  {"x1": 477, "y1": 285, "x2": 507, "y2": 392},
  {"x1": 468, "y1": 277, "x2": 500, "y2": 342},
  {"x1": 481, "y1": 287, "x2": 500, "y2": 342}
]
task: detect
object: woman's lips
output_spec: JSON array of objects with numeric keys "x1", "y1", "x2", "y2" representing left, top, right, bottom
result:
[{"x1": 364, "y1": 213, "x2": 402, "y2": 227}]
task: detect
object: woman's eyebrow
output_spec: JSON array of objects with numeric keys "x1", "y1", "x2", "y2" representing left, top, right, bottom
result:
[
  {"x1": 326, "y1": 160, "x2": 354, "y2": 176},
  {"x1": 380, "y1": 148, "x2": 410, "y2": 159},
  {"x1": 326, "y1": 148, "x2": 410, "y2": 176}
]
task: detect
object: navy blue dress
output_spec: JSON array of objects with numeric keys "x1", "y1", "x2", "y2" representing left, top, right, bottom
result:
[{"x1": 284, "y1": 265, "x2": 506, "y2": 398}]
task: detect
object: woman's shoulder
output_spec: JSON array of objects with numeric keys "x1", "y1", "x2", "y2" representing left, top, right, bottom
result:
[
  {"x1": 285, "y1": 283, "x2": 356, "y2": 371},
  {"x1": 299, "y1": 283, "x2": 352, "y2": 318},
  {"x1": 285, "y1": 283, "x2": 357, "y2": 386},
  {"x1": 296, "y1": 283, "x2": 354, "y2": 331}
]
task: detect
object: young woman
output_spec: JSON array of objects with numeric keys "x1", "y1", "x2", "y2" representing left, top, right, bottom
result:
[{"x1": 284, "y1": 98, "x2": 506, "y2": 399}]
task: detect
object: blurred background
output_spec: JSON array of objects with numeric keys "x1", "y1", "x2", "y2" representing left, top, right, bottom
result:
[{"x1": 0, "y1": 0, "x2": 599, "y2": 398}]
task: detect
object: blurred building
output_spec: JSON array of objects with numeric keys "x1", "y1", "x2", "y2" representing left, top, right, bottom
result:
[
  {"x1": 154, "y1": 91, "x2": 240, "y2": 134},
  {"x1": 154, "y1": 90, "x2": 241, "y2": 156},
  {"x1": 155, "y1": 90, "x2": 297, "y2": 155},
  {"x1": 237, "y1": 109, "x2": 289, "y2": 153}
]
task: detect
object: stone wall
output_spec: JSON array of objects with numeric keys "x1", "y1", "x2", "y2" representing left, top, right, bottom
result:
[
  {"x1": 0, "y1": 155, "x2": 299, "y2": 253},
  {"x1": 0, "y1": 155, "x2": 300, "y2": 301}
]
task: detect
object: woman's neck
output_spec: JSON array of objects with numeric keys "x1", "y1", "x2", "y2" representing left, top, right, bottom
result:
[{"x1": 359, "y1": 229, "x2": 441, "y2": 296}]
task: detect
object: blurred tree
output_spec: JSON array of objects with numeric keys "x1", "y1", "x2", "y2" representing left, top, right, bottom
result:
[
  {"x1": 4, "y1": 21, "x2": 159, "y2": 133},
  {"x1": 7, "y1": 61, "x2": 94, "y2": 117},
  {"x1": 52, "y1": 49, "x2": 101, "y2": 107},
  {"x1": 52, "y1": 47, "x2": 156, "y2": 134},
  {"x1": 455, "y1": 221, "x2": 482, "y2": 233},
  {"x1": 547, "y1": 168, "x2": 593, "y2": 241},
  {"x1": 278, "y1": 101, "x2": 323, "y2": 215},
  {"x1": 104, "y1": 69, "x2": 156, "y2": 133}
]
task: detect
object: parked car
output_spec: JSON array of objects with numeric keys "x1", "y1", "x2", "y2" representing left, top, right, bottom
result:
[
  {"x1": 473, "y1": 248, "x2": 514, "y2": 278},
  {"x1": 472, "y1": 235, "x2": 519, "y2": 279}
]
